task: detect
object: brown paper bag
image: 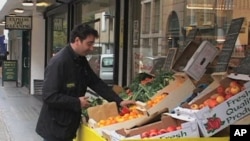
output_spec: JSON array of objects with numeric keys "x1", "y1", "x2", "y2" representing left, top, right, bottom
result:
[{"x1": 87, "y1": 102, "x2": 119, "y2": 122}]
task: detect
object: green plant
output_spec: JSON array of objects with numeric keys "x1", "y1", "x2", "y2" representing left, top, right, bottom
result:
[{"x1": 119, "y1": 71, "x2": 175, "y2": 102}]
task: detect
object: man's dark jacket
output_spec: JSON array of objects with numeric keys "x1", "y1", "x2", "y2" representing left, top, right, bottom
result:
[{"x1": 36, "y1": 45, "x2": 123, "y2": 141}]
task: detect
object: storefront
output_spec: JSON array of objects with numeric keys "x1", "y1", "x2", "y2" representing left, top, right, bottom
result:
[
  {"x1": 42, "y1": 0, "x2": 249, "y2": 87},
  {"x1": 39, "y1": 0, "x2": 250, "y2": 140},
  {"x1": 126, "y1": 0, "x2": 248, "y2": 81},
  {"x1": 44, "y1": 0, "x2": 125, "y2": 85}
]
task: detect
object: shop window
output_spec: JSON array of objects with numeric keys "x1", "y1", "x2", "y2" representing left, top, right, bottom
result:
[
  {"x1": 143, "y1": 2, "x2": 151, "y2": 34},
  {"x1": 152, "y1": 38, "x2": 158, "y2": 56},
  {"x1": 74, "y1": 0, "x2": 115, "y2": 83},
  {"x1": 152, "y1": 0, "x2": 160, "y2": 33},
  {"x1": 52, "y1": 13, "x2": 67, "y2": 56}
]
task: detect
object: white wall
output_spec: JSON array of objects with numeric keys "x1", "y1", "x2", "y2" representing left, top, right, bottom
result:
[{"x1": 30, "y1": 12, "x2": 45, "y2": 95}]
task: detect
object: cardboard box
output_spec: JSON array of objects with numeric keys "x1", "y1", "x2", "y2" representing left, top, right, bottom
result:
[
  {"x1": 175, "y1": 76, "x2": 250, "y2": 137},
  {"x1": 105, "y1": 113, "x2": 199, "y2": 141},
  {"x1": 144, "y1": 72, "x2": 196, "y2": 115},
  {"x1": 183, "y1": 40, "x2": 218, "y2": 81},
  {"x1": 189, "y1": 72, "x2": 228, "y2": 104},
  {"x1": 87, "y1": 102, "x2": 150, "y2": 135}
]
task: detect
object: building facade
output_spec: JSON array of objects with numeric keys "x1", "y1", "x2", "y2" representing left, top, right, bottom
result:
[{"x1": 5, "y1": 0, "x2": 250, "y2": 94}]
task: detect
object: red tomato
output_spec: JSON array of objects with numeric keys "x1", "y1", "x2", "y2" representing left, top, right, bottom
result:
[
  {"x1": 140, "y1": 131, "x2": 149, "y2": 138},
  {"x1": 158, "y1": 128, "x2": 168, "y2": 135},
  {"x1": 166, "y1": 125, "x2": 177, "y2": 132},
  {"x1": 149, "y1": 128, "x2": 158, "y2": 133},
  {"x1": 149, "y1": 131, "x2": 158, "y2": 137}
]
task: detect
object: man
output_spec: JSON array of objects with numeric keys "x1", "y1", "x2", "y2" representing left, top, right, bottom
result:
[{"x1": 36, "y1": 24, "x2": 135, "y2": 141}]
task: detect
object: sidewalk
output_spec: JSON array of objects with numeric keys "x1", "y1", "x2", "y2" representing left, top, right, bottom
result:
[{"x1": 0, "y1": 79, "x2": 43, "y2": 141}]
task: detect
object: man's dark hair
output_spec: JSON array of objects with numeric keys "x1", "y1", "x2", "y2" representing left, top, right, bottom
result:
[{"x1": 70, "y1": 24, "x2": 99, "y2": 43}]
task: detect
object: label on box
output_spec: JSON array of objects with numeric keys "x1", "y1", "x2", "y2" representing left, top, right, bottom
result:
[{"x1": 194, "y1": 87, "x2": 250, "y2": 137}]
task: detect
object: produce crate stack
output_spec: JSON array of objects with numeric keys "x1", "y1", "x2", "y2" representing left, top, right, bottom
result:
[
  {"x1": 73, "y1": 17, "x2": 250, "y2": 141},
  {"x1": 172, "y1": 17, "x2": 250, "y2": 137},
  {"x1": 175, "y1": 75, "x2": 250, "y2": 137}
]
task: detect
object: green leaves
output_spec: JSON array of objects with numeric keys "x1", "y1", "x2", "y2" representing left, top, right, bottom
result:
[{"x1": 119, "y1": 71, "x2": 174, "y2": 102}]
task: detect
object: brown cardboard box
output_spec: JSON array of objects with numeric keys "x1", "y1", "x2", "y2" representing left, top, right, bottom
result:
[{"x1": 104, "y1": 113, "x2": 199, "y2": 140}]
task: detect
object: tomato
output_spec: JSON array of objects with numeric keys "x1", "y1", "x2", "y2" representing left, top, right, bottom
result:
[
  {"x1": 176, "y1": 126, "x2": 182, "y2": 130},
  {"x1": 149, "y1": 128, "x2": 158, "y2": 133},
  {"x1": 158, "y1": 128, "x2": 167, "y2": 135},
  {"x1": 166, "y1": 125, "x2": 177, "y2": 132},
  {"x1": 149, "y1": 131, "x2": 158, "y2": 137},
  {"x1": 119, "y1": 107, "x2": 130, "y2": 116},
  {"x1": 140, "y1": 131, "x2": 150, "y2": 138}
]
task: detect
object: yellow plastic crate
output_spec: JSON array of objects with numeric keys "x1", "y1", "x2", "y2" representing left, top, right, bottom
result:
[
  {"x1": 74, "y1": 125, "x2": 106, "y2": 141},
  {"x1": 74, "y1": 125, "x2": 229, "y2": 141}
]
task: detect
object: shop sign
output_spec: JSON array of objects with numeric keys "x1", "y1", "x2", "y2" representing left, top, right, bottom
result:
[
  {"x1": 5, "y1": 16, "x2": 32, "y2": 30},
  {"x1": 163, "y1": 48, "x2": 177, "y2": 71},
  {"x1": 215, "y1": 17, "x2": 244, "y2": 72},
  {"x1": 2, "y1": 60, "x2": 18, "y2": 87}
]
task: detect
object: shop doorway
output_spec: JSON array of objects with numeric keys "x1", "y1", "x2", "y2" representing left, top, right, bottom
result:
[{"x1": 22, "y1": 30, "x2": 31, "y2": 88}]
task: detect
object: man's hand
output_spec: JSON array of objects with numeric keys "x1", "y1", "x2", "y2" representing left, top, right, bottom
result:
[
  {"x1": 79, "y1": 96, "x2": 90, "y2": 108},
  {"x1": 120, "y1": 100, "x2": 136, "y2": 107}
]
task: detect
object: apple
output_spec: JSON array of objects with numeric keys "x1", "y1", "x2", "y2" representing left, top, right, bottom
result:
[
  {"x1": 190, "y1": 104, "x2": 199, "y2": 110},
  {"x1": 230, "y1": 85, "x2": 241, "y2": 95},
  {"x1": 140, "y1": 131, "x2": 150, "y2": 138},
  {"x1": 210, "y1": 93, "x2": 219, "y2": 100},
  {"x1": 216, "y1": 95, "x2": 225, "y2": 103},
  {"x1": 229, "y1": 81, "x2": 239, "y2": 87},
  {"x1": 225, "y1": 93, "x2": 233, "y2": 100},
  {"x1": 241, "y1": 86, "x2": 246, "y2": 91},
  {"x1": 158, "y1": 128, "x2": 168, "y2": 135},
  {"x1": 207, "y1": 99, "x2": 218, "y2": 108},
  {"x1": 224, "y1": 87, "x2": 232, "y2": 95},
  {"x1": 217, "y1": 86, "x2": 225, "y2": 94},
  {"x1": 203, "y1": 99, "x2": 210, "y2": 106},
  {"x1": 199, "y1": 104, "x2": 205, "y2": 109},
  {"x1": 166, "y1": 125, "x2": 177, "y2": 132}
]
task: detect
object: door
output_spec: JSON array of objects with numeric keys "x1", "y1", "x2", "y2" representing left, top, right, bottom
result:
[{"x1": 22, "y1": 30, "x2": 31, "y2": 88}]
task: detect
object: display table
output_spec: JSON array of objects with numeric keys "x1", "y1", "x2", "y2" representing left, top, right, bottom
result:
[{"x1": 73, "y1": 124, "x2": 229, "y2": 141}]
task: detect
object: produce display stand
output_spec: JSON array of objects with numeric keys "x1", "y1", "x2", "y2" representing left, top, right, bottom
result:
[
  {"x1": 73, "y1": 124, "x2": 229, "y2": 141},
  {"x1": 73, "y1": 17, "x2": 248, "y2": 141}
]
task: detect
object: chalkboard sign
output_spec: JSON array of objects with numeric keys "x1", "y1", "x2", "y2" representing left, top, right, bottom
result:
[
  {"x1": 163, "y1": 48, "x2": 177, "y2": 71},
  {"x1": 2, "y1": 60, "x2": 18, "y2": 87},
  {"x1": 234, "y1": 55, "x2": 250, "y2": 75},
  {"x1": 223, "y1": 34, "x2": 238, "y2": 50},
  {"x1": 217, "y1": 49, "x2": 232, "y2": 63},
  {"x1": 215, "y1": 17, "x2": 244, "y2": 72}
]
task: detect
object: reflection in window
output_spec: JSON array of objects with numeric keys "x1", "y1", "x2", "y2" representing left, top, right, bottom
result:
[
  {"x1": 102, "y1": 57, "x2": 113, "y2": 67},
  {"x1": 143, "y1": 2, "x2": 151, "y2": 33},
  {"x1": 52, "y1": 13, "x2": 67, "y2": 56},
  {"x1": 152, "y1": 38, "x2": 158, "y2": 56},
  {"x1": 152, "y1": 0, "x2": 160, "y2": 33}
]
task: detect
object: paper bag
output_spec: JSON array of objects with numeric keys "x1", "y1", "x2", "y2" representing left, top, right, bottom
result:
[{"x1": 87, "y1": 102, "x2": 119, "y2": 122}]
